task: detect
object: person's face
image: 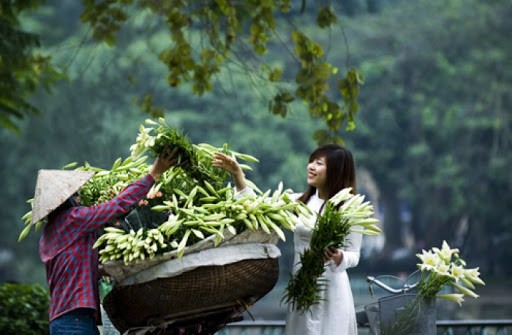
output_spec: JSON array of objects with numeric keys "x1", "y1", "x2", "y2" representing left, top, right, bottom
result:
[
  {"x1": 70, "y1": 193, "x2": 81, "y2": 206},
  {"x1": 307, "y1": 155, "x2": 327, "y2": 189}
]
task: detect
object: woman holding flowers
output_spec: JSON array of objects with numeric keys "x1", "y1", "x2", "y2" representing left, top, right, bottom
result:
[{"x1": 214, "y1": 144, "x2": 362, "y2": 335}]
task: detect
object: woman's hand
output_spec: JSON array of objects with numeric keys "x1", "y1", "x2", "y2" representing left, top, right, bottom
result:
[
  {"x1": 324, "y1": 246, "x2": 343, "y2": 266},
  {"x1": 212, "y1": 152, "x2": 241, "y2": 175},
  {"x1": 150, "y1": 147, "x2": 179, "y2": 180},
  {"x1": 212, "y1": 152, "x2": 247, "y2": 191}
]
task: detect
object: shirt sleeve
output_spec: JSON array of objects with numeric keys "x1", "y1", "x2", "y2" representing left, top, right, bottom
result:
[
  {"x1": 330, "y1": 230, "x2": 362, "y2": 272},
  {"x1": 69, "y1": 174, "x2": 156, "y2": 235},
  {"x1": 234, "y1": 185, "x2": 256, "y2": 199}
]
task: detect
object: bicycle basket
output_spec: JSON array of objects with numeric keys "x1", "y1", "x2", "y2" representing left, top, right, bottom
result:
[{"x1": 366, "y1": 293, "x2": 436, "y2": 335}]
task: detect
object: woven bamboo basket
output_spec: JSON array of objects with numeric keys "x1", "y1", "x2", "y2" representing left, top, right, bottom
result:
[
  {"x1": 102, "y1": 229, "x2": 279, "y2": 284},
  {"x1": 102, "y1": 255, "x2": 279, "y2": 333}
]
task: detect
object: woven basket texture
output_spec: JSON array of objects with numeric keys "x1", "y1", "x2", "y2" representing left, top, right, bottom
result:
[
  {"x1": 103, "y1": 257, "x2": 279, "y2": 333},
  {"x1": 102, "y1": 230, "x2": 279, "y2": 284}
]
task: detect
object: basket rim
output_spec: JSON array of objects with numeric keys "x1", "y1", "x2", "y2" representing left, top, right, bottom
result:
[
  {"x1": 102, "y1": 230, "x2": 279, "y2": 284},
  {"x1": 118, "y1": 242, "x2": 280, "y2": 286}
]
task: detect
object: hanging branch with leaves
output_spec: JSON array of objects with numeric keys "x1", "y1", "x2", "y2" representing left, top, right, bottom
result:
[{"x1": 80, "y1": 0, "x2": 363, "y2": 144}]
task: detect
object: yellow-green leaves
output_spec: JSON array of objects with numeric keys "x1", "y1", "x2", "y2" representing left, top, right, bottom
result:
[
  {"x1": 339, "y1": 68, "x2": 364, "y2": 129},
  {"x1": 292, "y1": 30, "x2": 324, "y2": 60},
  {"x1": 317, "y1": 6, "x2": 337, "y2": 28},
  {"x1": 79, "y1": 0, "x2": 362, "y2": 145},
  {"x1": 80, "y1": 2, "x2": 128, "y2": 46},
  {"x1": 269, "y1": 90, "x2": 295, "y2": 118},
  {"x1": 290, "y1": 30, "x2": 365, "y2": 144},
  {"x1": 268, "y1": 67, "x2": 283, "y2": 82}
]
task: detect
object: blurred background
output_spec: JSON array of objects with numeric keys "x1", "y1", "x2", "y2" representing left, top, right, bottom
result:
[{"x1": 1, "y1": 0, "x2": 511, "y2": 323}]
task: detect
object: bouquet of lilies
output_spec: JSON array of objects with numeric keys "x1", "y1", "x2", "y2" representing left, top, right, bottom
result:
[
  {"x1": 19, "y1": 118, "x2": 311, "y2": 265},
  {"x1": 381, "y1": 241, "x2": 485, "y2": 335},
  {"x1": 283, "y1": 188, "x2": 381, "y2": 313},
  {"x1": 416, "y1": 240, "x2": 485, "y2": 304}
]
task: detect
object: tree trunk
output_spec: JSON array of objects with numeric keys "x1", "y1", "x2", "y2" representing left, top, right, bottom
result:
[{"x1": 382, "y1": 191, "x2": 402, "y2": 250}]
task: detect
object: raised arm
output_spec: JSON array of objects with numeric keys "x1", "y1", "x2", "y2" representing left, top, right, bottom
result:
[
  {"x1": 150, "y1": 149, "x2": 179, "y2": 181},
  {"x1": 212, "y1": 152, "x2": 247, "y2": 192}
]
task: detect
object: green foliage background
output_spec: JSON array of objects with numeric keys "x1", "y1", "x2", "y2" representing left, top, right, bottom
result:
[
  {"x1": 0, "y1": 0, "x2": 511, "y2": 321},
  {"x1": 0, "y1": 282, "x2": 50, "y2": 334}
]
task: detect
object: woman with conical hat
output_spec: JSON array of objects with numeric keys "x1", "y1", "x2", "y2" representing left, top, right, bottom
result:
[{"x1": 33, "y1": 153, "x2": 177, "y2": 335}]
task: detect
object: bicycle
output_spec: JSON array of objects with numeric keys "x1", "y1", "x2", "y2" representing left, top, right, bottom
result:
[{"x1": 356, "y1": 271, "x2": 437, "y2": 335}]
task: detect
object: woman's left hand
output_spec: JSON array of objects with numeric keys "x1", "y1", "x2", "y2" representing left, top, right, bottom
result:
[
  {"x1": 212, "y1": 152, "x2": 242, "y2": 176},
  {"x1": 212, "y1": 152, "x2": 247, "y2": 191},
  {"x1": 324, "y1": 246, "x2": 343, "y2": 266}
]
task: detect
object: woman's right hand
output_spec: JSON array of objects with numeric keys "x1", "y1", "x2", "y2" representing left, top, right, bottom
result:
[
  {"x1": 212, "y1": 152, "x2": 247, "y2": 191},
  {"x1": 150, "y1": 147, "x2": 179, "y2": 180}
]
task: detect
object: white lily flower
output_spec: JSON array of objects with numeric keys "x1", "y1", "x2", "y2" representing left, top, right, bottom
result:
[
  {"x1": 145, "y1": 118, "x2": 159, "y2": 125},
  {"x1": 354, "y1": 217, "x2": 380, "y2": 227},
  {"x1": 438, "y1": 293, "x2": 465, "y2": 306},
  {"x1": 452, "y1": 282, "x2": 479, "y2": 299},
  {"x1": 351, "y1": 227, "x2": 381, "y2": 236},
  {"x1": 459, "y1": 276, "x2": 476, "y2": 290},
  {"x1": 433, "y1": 240, "x2": 459, "y2": 262},
  {"x1": 417, "y1": 249, "x2": 440, "y2": 271},
  {"x1": 341, "y1": 194, "x2": 365, "y2": 212},
  {"x1": 433, "y1": 262, "x2": 451, "y2": 277},
  {"x1": 329, "y1": 187, "x2": 353, "y2": 206},
  {"x1": 465, "y1": 268, "x2": 485, "y2": 286},
  {"x1": 450, "y1": 264, "x2": 466, "y2": 281}
]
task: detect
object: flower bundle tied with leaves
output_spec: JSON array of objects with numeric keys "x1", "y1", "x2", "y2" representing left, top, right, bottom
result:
[{"x1": 283, "y1": 188, "x2": 381, "y2": 314}]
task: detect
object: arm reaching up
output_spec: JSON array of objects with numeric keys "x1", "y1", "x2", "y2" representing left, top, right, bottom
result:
[
  {"x1": 150, "y1": 148, "x2": 179, "y2": 181},
  {"x1": 212, "y1": 152, "x2": 247, "y2": 192}
]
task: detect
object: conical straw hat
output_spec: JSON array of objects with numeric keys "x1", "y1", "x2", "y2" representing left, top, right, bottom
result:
[{"x1": 31, "y1": 169, "x2": 95, "y2": 225}]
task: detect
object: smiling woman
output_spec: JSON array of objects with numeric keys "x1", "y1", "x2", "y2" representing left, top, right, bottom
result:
[
  {"x1": 215, "y1": 144, "x2": 380, "y2": 335},
  {"x1": 306, "y1": 156, "x2": 327, "y2": 194},
  {"x1": 284, "y1": 145, "x2": 366, "y2": 335}
]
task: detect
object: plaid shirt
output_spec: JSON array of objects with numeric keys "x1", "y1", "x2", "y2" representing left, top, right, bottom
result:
[{"x1": 39, "y1": 174, "x2": 155, "y2": 323}]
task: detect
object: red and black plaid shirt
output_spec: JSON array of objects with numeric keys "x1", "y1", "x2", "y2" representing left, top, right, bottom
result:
[{"x1": 39, "y1": 174, "x2": 155, "y2": 322}]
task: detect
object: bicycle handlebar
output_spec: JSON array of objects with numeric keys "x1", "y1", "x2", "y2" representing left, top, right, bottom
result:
[{"x1": 366, "y1": 275, "x2": 419, "y2": 296}]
